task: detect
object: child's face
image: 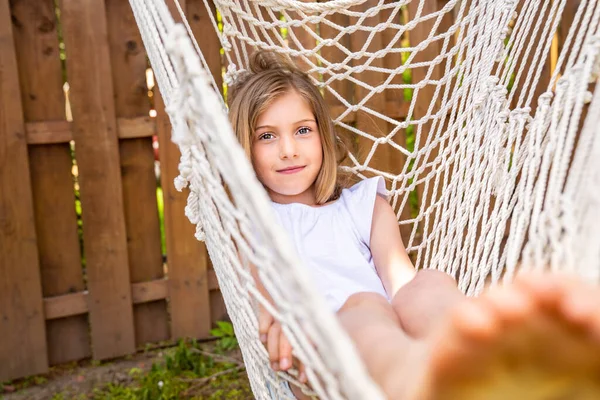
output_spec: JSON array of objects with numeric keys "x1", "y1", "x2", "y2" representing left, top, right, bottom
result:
[{"x1": 252, "y1": 89, "x2": 323, "y2": 205}]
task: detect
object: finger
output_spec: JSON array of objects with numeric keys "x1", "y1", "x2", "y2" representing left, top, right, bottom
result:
[
  {"x1": 259, "y1": 308, "x2": 274, "y2": 344},
  {"x1": 278, "y1": 331, "x2": 293, "y2": 371},
  {"x1": 267, "y1": 322, "x2": 281, "y2": 370},
  {"x1": 298, "y1": 360, "x2": 307, "y2": 384},
  {"x1": 299, "y1": 363, "x2": 308, "y2": 383}
]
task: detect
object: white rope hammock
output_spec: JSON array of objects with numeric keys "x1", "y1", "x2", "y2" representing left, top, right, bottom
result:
[{"x1": 129, "y1": 0, "x2": 600, "y2": 398}]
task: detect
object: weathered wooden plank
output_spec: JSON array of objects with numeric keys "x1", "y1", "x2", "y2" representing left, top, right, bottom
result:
[
  {"x1": 106, "y1": 0, "x2": 169, "y2": 348},
  {"x1": 25, "y1": 117, "x2": 157, "y2": 144},
  {"x1": 319, "y1": 8, "x2": 353, "y2": 113},
  {"x1": 381, "y1": 2, "x2": 408, "y2": 115},
  {"x1": 155, "y1": 92, "x2": 212, "y2": 339},
  {"x1": 0, "y1": 0, "x2": 48, "y2": 381},
  {"x1": 187, "y1": 0, "x2": 223, "y2": 92},
  {"x1": 217, "y1": 0, "x2": 252, "y2": 67},
  {"x1": 117, "y1": 116, "x2": 157, "y2": 139},
  {"x1": 130, "y1": 279, "x2": 169, "y2": 304},
  {"x1": 510, "y1": 1, "x2": 553, "y2": 112},
  {"x1": 25, "y1": 120, "x2": 72, "y2": 144},
  {"x1": 44, "y1": 274, "x2": 219, "y2": 320},
  {"x1": 379, "y1": 2, "x2": 413, "y2": 243},
  {"x1": 381, "y1": 2, "x2": 410, "y2": 177},
  {"x1": 560, "y1": 0, "x2": 581, "y2": 49},
  {"x1": 406, "y1": 0, "x2": 454, "y2": 248},
  {"x1": 44, "y1": 293, "x2": 88, "y2": 320},
  {"x1": 350, "y1": 0, "x2": 393, "y2": 177},
  {"x1": 155, "y1": 0, "x2": 212, "y2": 340},
  {"x1": 287, "y1": 0, "x2": 318, "y2": 76},
  {"x1": 318, "y1": 4, "x2": 359, "y2": 192},
  {"x1": 11, "y1": 0, "x2": 91, "y2": 366},
  {"x1": 59, "y1": 0, "x2": 135, "y2": 360},
  {"x1": 558, "y1": 0, "x2": 588, "y2": 161},
  {"x1": 258, "y1": 2, "x2": 284, "y2": 53},
  {"x1": 187, "y1": 0, "x2": 226, "y2": 327}
]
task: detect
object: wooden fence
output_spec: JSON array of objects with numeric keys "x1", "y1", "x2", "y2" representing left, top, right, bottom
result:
[
  {"x1": 0, "y1": 0, "x2": 580, "y2": 383},
  {"x1": 0, "y1": 0, "x2": 224, "y2": 383}
]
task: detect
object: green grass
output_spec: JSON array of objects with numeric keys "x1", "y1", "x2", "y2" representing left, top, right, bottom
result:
[
  {"x1": 92, "y1": 333, "x2": 249, "y2": 400},
  {"x1": 47, "y1": 323, "x2": 249, "y2": 400}
]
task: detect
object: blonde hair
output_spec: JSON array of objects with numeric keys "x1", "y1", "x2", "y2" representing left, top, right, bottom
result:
[{"x1": 228, "y1": 50, "x2": 349, "y2": 204}]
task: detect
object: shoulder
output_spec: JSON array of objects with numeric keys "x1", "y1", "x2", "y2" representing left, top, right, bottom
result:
[
  {"x1": 341, "y1": 176, "x2": 388, "y2": 201},
  {"x1": 371, "y1": 194, "x2": 397, "y2": 230},
  {"x1": 339, "y1": 176, "x2": 389, "y2": 245}
]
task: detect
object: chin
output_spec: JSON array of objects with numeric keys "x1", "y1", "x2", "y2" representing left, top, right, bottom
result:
[
  {"x1": 267, "y1": 181, "x2": 311, "y2": 197},
  {"x1": 275, "y1": 186, "x2": 309, "y2": 197}
]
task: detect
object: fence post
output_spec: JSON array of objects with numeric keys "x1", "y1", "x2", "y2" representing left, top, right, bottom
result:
[
  {"x1": 380, "y1": 2, "x2": 413, "y2": 242},
  {"x1": 187, "y1": 0, "x2": 228, "y2": 325},
  {"x1": 106, "y1": 0, "x2": 170, "y2": 347},
  {"x1": 405, "y1": 0, "x2": 454, "y2": 261},
  {"x1": 154, "y1": 0, "x2": 212, "y2": 340},
  {"x1": 0, "y1": 0, "x2": 48, "y2": 381},
  {"x1": 11, "y1": 0, "x2": 91, "y2": 366},
  {"x1": 60, "y1": 0, "x2": 136, "y2": 360},
  {"x1": 350, "y1": 0, "x2": 393, "y2": 177},
  {"x1": 510, "y1": 1, "x2": 553, "y2": 111}
]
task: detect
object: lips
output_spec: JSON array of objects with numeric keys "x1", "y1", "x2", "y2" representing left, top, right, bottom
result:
[{"x1": 277, "y1": 166, "x2": 305, "y2": 174}]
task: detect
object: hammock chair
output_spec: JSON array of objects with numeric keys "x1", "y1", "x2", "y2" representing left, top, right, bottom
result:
[{"x1": 129, "y1": 0, "x2": 600, "y2": 398}]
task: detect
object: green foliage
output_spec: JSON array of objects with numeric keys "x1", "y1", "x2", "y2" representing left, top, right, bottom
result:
[
  {"x1": 86, "y1": 334, "x2": 249, "y2": 400},
  {"x1": 279, "y1": 14, "x2": 288, "y2": 39},
  {"x1": 2, "y1": 374, "x2": 48, "y2": 393},
  {"x1": 211, "y1": 321, "x2": 239, "y2": 353},
  {"x1": 403, "y1": 124, "x2": 420, "y2": 220},
  {"x1": 52, "y1": 393, "x2": 87, "y2": 400},
  {"x1": 156, "y1": 187, "x2": 166, "y2": 256},
  {"x1": 53, "y1": 0, "x2": 68, "y2": 83},
  {"x1": 401, "y1": 50, "x2": 413, "y2": 102}
]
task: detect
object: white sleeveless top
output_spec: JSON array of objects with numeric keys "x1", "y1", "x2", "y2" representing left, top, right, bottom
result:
[{"x1": 271, "y1": 177, "x2": 390, "y2": 312}]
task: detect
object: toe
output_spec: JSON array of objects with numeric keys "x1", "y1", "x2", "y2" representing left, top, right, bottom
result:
[
  {"x1": 483, "y1": 285, "x2": 536, "y2": 324},
  {"x1": 560, "y1": 286, "x2": 600, "y2": 332},
  {"x1": 449, "y1": 299, "x2": 498, "y2": 343}
]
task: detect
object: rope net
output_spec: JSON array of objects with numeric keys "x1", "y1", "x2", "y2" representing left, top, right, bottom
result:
[{"x1": 129, "y1": 0, "x2": 600, "y2": 398}]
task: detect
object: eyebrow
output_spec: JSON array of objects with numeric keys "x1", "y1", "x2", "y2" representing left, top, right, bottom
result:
[{"x1": 255, "y1": 118, "x2": 316, "y2": 131}]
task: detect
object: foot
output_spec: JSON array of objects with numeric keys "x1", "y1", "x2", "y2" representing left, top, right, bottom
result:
[{"x1": 407, "y1": 273, "x2": 600, "y2": 400}]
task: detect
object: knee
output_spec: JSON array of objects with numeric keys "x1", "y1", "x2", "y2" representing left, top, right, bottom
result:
[
  {"x1": 339, "y1": 292, "x2": 391, "y2": 313},
  {"x1": 392, "y1": 269, "x2": 457, "y2": 306},
  {"x1": 412, "y1": 269, "x2": 457, "y2": 288},
  {"x1": 338, "y1": 292, "x2": 399, "y2": 324}
]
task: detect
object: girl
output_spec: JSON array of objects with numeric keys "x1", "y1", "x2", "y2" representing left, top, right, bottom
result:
[{"x1": 228, "y1": 51, "x2": 600, "y2": 399}]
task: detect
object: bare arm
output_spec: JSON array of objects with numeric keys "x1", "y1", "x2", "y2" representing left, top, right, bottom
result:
[
  {"x1": 369, "y1": 196, "x2": 416, "y2": 298},
  {"x1": 247, "y1": 260, "x2": 276, "y2": 341},
  {"x1": 248, "y1": 259, "x2": 307, "y2": 383}
]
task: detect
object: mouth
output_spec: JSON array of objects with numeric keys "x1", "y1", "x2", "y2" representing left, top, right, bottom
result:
[{"x1": 277, "y1": 166, "x2": 306, "y2": 174}]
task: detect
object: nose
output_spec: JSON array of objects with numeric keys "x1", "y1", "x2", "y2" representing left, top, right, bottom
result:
[{"x1": 279, "y1": 134, "x2": 298, "y2": 159}]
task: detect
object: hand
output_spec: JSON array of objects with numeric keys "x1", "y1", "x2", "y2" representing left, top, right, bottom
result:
[{"x1": 259, "y1": 307, "x2": 307, "y2": 383}]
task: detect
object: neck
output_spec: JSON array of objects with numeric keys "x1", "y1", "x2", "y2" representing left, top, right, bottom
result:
[{"x1": 269, "y1": 186, "x2": 317, "y2": 206}]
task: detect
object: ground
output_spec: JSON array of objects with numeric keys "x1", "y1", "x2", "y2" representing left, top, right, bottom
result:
[{"x1": 1, "y1": 330, "x2": 252, "y2": 400}]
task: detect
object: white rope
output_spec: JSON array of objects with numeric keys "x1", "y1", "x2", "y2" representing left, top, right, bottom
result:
[{"x1": 129, "y1": 0, "x2": 600, "y2": 398}]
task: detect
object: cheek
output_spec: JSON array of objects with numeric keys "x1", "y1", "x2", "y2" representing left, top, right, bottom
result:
[
  {"x1": 251, "y1": 145, "x2": 272, "y2": 177},
  {"x1": 312, "y1": 136, "x2": 324, "y2": 163}
]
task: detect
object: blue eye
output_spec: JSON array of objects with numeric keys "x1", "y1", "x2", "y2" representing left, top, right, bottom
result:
[{"x1": 297, "y1": 127, "x2": 311, "y2": 135}]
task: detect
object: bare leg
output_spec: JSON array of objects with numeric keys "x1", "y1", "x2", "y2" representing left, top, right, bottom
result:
[
  {"x1": 336, "y1": 292, "x2": 421, "y2": 397},
  {"x1": 330, "y1": 273, "x2": 600, "y2": 400},
  {"x1": 392, "y1": 269, "x2": 465, "y2": 338},
  {"x1": 290, "y1": 292, "x2": 414, "y2": 400},
  {"x1": 417, "y1": 273, "x2": 600, "y2": 399}
]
